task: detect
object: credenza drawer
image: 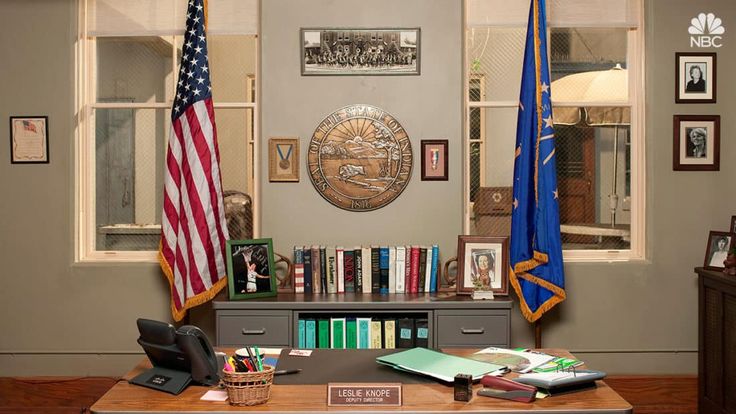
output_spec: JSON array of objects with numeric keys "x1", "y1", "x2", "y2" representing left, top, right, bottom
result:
[
  {"x1": 435, "y1": 310, "x2": 509, "y2": 348},
  {"x1": 217, "y1": 311, "x2": 291, "y2": 346}
]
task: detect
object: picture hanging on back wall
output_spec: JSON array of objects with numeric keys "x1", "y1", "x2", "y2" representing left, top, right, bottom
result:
[
  {"x1": 672, "y1": 115, "x2": 720, "y2": 171},
  {"x1": 307, "y1": 104, "x2": 413, "y2": 212},
  {"x1": 675, "y1": 52, "x2": 716, "y2": 103},
  {"x1": 301, "y1": 28, "x2": 420, "y2": 75}
]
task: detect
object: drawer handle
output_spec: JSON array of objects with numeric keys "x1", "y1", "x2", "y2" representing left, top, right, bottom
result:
[
  {"x1": 460, "y1": 327, "x2": 485, "y2": 335},
  {"x1": 242, "y1": 328, "x2": 266, "y2": 335}
]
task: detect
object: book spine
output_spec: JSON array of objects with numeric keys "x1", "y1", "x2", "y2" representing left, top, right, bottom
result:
[
  {"x1": 395, "y1": 246, "x2": 406, "y2": 293},
  {"x1": 370, "y1": 320, "x2": 383, "y2": 349},
  {"x1": 303, "y1": 247, "x2": 312, "y2": 293},
  {"x1": 311, "y1": 245, "x2": 321, "y2": 294},
  {"x1": 317, "y1": 319, "x2": 329, "y2": 348},
  {"x1": 346, "y1": 318, "x2": 357, "y2": 349},
  {"x1": 371, "y1": 246, "x2": 380, "y2": 293},
  {"x1": 362, "y1": 247, "x2": 372, "y2": 293},
  {"x1": 424, "y1": 245, "x2": 432, "y2": 293},
  {"x1": 418, "y1": 247, "x2": 427, "y2": 293},
  {"x1": 305, "y1": 319, "x2": 316, "y2": 348},
  {"x1": 330, "y1": 317, "x2": 346, "y2": 349},
  {"x1": 410, "y1": 246, "x2": 420, "y2": 293},
  {"x1": 379, "y1": 246, "x2": 389, "y2": 294},
  {"x1": 344, "y1": 249, "x2": 355, "y2": 293},
  {"x1": 404, "y1": 246, "x2": 412, "y2": 294},
  {"x1": 354, "y1": 247, "x2": 363, "y2": 293},
  {"x1": 357, "y1": 317, "x2": 371, "y2": 349},
  {"x1": 326, "y1": 246, "x2": 337, "y2": 294},
  {"x1": 388, "y1": 246, "x2": 397, "y2": 294},
  {"x1": 294, "y1": 246, "x2": 305, "y2": 293},
  {"x1": 319, "y1": 246, "x2": 327, "y2": 293},
  {"x1": 397, "y1": 318, "x2": 415, "y2": 348},
  {"x1": 415, "y1": 318, "x2": 429, "y2": 348},
  {"x1": 336, "y1": 247, "x2": 345, "y2": 293},
  {"x1": 298, "y1": 319, "x2": 306, "y2": 348},
  {"x1": 384, "y1": 319, "x2": 396, "y2": 349},
  {"x1": 430, "y1": 245, "x2": 439, "y2": 293}
]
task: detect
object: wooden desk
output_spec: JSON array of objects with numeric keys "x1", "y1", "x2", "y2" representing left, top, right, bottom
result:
[{"x1": 91, "y1": 349, "x2": 632, "y2": 413}]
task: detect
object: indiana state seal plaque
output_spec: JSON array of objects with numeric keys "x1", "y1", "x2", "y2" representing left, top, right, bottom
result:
[{"x1": 308, "y1": 104, "x2": 413, "y2": 212}]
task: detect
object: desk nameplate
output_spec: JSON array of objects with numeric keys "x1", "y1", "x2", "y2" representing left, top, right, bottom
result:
[{"x1": 327, "y1": 383, "x2": 402, "y2": 406}]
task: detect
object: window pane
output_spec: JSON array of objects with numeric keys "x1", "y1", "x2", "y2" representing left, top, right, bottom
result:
[
  {"x1": 95, "y1": 108, "x2": 167, "y2": 251},
  {"x1": 203, "y1": 35, "x2": 257, "y2": 103},
  {"x1": 96, "y1": 37, "x2": 173, "y2": 103},
  {"x1": 467, "y1": 27, "x2": 525, "y2": 102}
]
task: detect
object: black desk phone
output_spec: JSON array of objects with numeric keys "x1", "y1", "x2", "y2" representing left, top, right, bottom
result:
[{"x1": 129, "y1": 318, "x2": 222, "y2": 394}]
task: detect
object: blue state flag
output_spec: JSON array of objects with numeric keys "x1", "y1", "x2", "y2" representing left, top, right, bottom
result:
[{"x1": 509, "y1": 0, "x2": 566, "y2": 323}]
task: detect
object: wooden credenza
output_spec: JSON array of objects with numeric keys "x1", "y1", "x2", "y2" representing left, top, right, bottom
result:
[
  {"x1": 213, "y1": 293, "x2": 512, "y2": 349},
  {"x1": 697, "y1": 267, "x2": 736, "y2": 413}
]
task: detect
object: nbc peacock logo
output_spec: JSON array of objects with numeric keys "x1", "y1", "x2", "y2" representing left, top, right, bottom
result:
[{"x1": 689, "y1": 13, "x2": 725, "y2": 48}]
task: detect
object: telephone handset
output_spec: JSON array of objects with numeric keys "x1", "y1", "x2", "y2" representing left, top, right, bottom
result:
[{"x1": 130, "y1": 319, "x2": 223, "y2": 394}]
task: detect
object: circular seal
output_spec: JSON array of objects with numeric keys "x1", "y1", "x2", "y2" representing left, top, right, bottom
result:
[
  {"x1": 279, "y1": 159, "x2": 290, "y2": 170},
  {"x1": 308, "y1": 104, "x2": 413, "y2": 212}
]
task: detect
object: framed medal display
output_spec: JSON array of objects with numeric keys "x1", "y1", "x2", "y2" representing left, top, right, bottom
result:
[{"x1": 269, "y1": 137, "x2": 300, "y2": 182}]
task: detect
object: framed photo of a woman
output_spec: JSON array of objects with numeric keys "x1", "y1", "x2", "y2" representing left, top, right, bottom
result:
[
  {"x1": 676, "y1": 52, "x2": 716, "y2": 103},
  {"x1": 456, "y1": 235, "x2": 509, "y2": 296},
  {"x1": 704, "y1": 231, "x2": 734, "y2": 271},
  {"x1": 673, "y1": 115, "x2": 719, "y2": 171},
  {"x1": 226, "y1": 238, "x2": 278, "y2": 300}
]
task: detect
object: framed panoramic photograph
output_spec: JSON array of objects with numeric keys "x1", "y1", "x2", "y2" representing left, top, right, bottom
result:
[
  {"x1": 675, "y1": 52, "x2": 716, "y2": 103},
  {"x1": 456, "y1": 235, "x2": 509, "y2": 296},
  {"x1": 226, "y1": 238, "x2": 278, "y2": 300},
  {"x1": 301, "y1": 28, "x2": 420, "y2": 76},
  {"x1": 421, "y1": 140, "x2": 448, "y2": 181},
  {"x1": 704, "y1": 231, "x2": 734, "y2": 271},
  {"x1": 673, "y1": 115, "x2": 720, "y2": 171},
  {"x1": 268, "y1": 137, "x2": 299, "y2": 182},
  {"x1": 9, "y1": 116, "x2": 49, "y2": 164}
]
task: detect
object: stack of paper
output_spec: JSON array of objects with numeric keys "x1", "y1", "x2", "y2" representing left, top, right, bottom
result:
[
  {"x1": 469, "y1": 347, "x2": 556, "y2": 373},
  {"x1": 376, "y1": 347, "x2": 506, "y2": 382}
]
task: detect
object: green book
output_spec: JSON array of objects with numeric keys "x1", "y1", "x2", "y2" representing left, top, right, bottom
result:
[
  {"x1": 298, "y1": 319, "x2": 306, "y2": 349},
  {"x1": 357, "y1": 317, "x2": 371, "y2": 349},
  {"x1": 305, "y1": 319, "x2": 316, "y2": 349},
  {"x1": 376, "y1": 348, "x2": 505, "y2": 382},
  {"x1": 317, "y1": 319, "x2": 329, "y2": 349},
  {"x1": 346, "y1": 318, "x2": 357, "y2": 349},
  {"x1": 330, "y1": 317, "x2": 346, "y2": 349}
]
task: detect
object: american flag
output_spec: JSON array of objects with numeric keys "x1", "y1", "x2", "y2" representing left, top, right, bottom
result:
[{"x1": 159, "y1": 0, "x2": 229, "y2": 322}]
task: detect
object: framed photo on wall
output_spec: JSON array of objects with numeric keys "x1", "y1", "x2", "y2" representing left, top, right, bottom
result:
[
  {"x1": 673, "y1": 115, "x2": 719, "y2": 171},
  {"x1": 226, "y1": 238, "x2": 278, "y2": 300},
  {"x1": 421, "y1": 139, "x2": 448, "y2": 181},
  {"x1": 269, "y1": 137, "x2": 299, "y2": 182},
  {"x1": 704, "y1": 231, "x2": 734, "y2": 271},
  {"x1": 301, "y1": 28, "x2": 420, "y2": 76},
  {"x1": 9, "y1": 116, "x2": 49, "y2": 164},
  {"x1": 456, "y1": 235, "x2": 509, "y2": 296},
  {"x1": 675, "y1": 52, "x2": 716, "y2": 103}
]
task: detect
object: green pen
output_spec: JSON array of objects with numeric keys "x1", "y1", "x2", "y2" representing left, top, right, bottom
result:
[{"x1": 254, "y1": 346, "x2": 264, "y2": 371}]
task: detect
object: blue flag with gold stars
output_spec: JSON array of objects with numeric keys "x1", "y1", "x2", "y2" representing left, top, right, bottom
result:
[{"x1": 509, "y1": 0, "x2": 566, "y2": 323}]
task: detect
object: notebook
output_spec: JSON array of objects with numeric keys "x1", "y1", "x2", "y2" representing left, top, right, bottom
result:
[{"x1": 376, "y1": 347, "x2": 506, "y2": 382}]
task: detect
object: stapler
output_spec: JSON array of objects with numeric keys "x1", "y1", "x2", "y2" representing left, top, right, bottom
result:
[{"x1": 477, "y1": 376, "x2": 537, "y2": 403}]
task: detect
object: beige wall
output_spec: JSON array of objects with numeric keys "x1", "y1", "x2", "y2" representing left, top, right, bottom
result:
[{"x1": 0, "y1": 0, "x2": 734, "y2": 376}]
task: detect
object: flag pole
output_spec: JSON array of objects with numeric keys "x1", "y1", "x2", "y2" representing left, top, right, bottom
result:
[{"x1": 535, "y1": 319, "x2": 542, "y2": 348}]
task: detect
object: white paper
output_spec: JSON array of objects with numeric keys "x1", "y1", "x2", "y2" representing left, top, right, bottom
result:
[{"x1": 200, "y1": 390, "x2": 228, "y2": 401}]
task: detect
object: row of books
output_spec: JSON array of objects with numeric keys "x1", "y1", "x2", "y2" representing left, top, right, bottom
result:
[
  {"x1": 293, "y1": 245, "x2": 441, "y2": 294},
  {"x1": 297, "y1": 317, "x2": 429, "y2": 349}
]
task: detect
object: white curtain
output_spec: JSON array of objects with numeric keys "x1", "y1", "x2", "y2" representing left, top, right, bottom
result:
[
  {"x1": 467, "y1": 0, "x2": 640, "y2": 28},
  {"x1": 88, "y1": 0, "x2": 258, "y2": 36}
]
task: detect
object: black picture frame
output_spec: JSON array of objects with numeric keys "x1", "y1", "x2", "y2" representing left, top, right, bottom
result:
[
  {"x1": 673, "y1": 115, "x2": 720, "y2": 171},
  {"x1": 704, "y1": 231, "x2": 734, "y2": 271},
  {"x1": 300, "y1": 28, "x2": 420, "y2": 76},
  {"x1": 226, "y1": 238, "x2": 278, "y2": 300},
  {"x1": 675, "y1": 52, "x2": 716, "y2": 103},
  {"x1": 421, "y1": 139, "x2": 448, "y2": 181},
  {"x1": 9, "y1": 116, "x2": 49, "y2": 164}
]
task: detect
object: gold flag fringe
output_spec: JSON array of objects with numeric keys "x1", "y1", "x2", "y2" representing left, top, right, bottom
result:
[{"x1": 509, "y1": 249, "x2": 566, "y2": 323}]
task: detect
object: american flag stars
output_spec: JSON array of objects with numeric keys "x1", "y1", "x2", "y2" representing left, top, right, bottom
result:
[{"x1": 172, "y1": 0, "x2": 211, "y2": 119}]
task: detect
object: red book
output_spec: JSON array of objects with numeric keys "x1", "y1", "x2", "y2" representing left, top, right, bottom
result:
[
  {"x1": 409, "y1": 246, "x2": 420, "y2": 293},
  {"x1": 404, "y1": 246, "x2": 412, "y2": 294}
]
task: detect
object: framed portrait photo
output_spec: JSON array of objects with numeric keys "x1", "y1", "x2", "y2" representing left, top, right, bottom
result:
[
  {"x1": 675, "y1": 52, "x2": 716, "y2": 103},
  {"x1": 456, "y1": 235, "x2": 509, "y2": 296},
  {"x1": 704, "y1": 231, "x2": 734, "y2": 271},
  {"x1": 269, "y1": 138, "x2": 299, "y2": 182},
  {"x1": 421, "y1": 140, "x2": 448, "y2": 181},
  {"x1": 9, "y1": 116, "x2": 49, "y2": 164},
  {"x1": 301, "y1": 28, "x2": 420, "y2": 76},
  {"x1": 226, "y1": 238, "x2": 278, "y2": 300},
  {"x1": 673, "y1": 115, "x2": 720, "y2": 171}
]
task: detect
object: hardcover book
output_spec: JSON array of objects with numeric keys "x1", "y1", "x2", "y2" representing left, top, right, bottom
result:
[
  {"x1": 395, "y1": 246, "x2": 406, "y2": 293},
  {"x1": 326, "y1": 246, "x2": 337, "y2": 294},
  {"x1": 344, "y1": 249, "x2": 355, "y2": 293},
  {"x1": 424, "y1": 246, "x2": 433, "y2": 293},
  {"x1": 384, "y1": 319, "x2": 396, "y2": 349},
  {"x1": 319, "y1": 246, "x2": 327, "y2": 293},
  {"x1": 404, "y1": 246, "x2": 412, "y2": 294},
  {"x1": 371, "y1": 246, "x2": 380, "y2": 293},
  {"x1": 336, "y1": 247, "x2": 345, "y2": 294},
  {"x1": 430, "y1": 244, "x2": 439, "y2": 293},
  {"x1": 388, "y1": 246, "x2": 397, "y2": 294},
  {"x1": 409, "y1": 246, "x2": 420, "y2": 293},
  {"x1": 361, "y1": 247, "x2": 372, "y2": 293},
  {"x1": 311, "y1": 245, "x2": 322, "y2": 294},
  {"x1": 354, "y1": 247, "x2": 363, "y2": 293},
  {"x1": 294, "y1": 246, "x2": 305, "y2": 293},
  {"x1": 303, "y1": 247, "x2": 313, "y2": 293},
  {"x1": 418, "y1": 247, "x2": 427, "y2": 293},
  {"x1": 379, "y1": 246, "x2": 389, "y2": 294}
]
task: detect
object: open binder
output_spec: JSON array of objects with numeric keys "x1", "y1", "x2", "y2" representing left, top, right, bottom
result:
[{"x1": 376, "y1": 348, "x2": 506, "y2": 382}]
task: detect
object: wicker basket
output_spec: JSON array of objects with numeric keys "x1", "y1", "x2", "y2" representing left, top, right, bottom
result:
[{"x1": 221, "y1": 364, "x2": 274, "y2": 406}]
